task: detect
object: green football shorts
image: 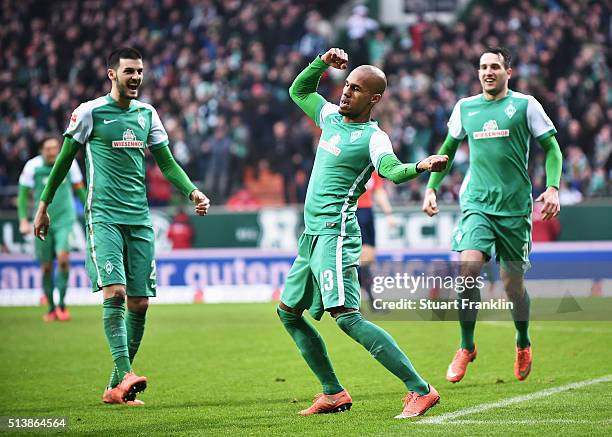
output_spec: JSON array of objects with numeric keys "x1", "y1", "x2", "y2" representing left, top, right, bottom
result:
[
  {"x1": 281, "y1": 233, "x2": 362, "y2": 320},
  {"x1": 452, "y1": 210, "x2": 532, "y2": 273},
  {"x1": 35, "y1": 223, "x2": 72, "y2": 263},
  {"x1": 85, "y1": 223, "x2": 156, "y2": 296}
]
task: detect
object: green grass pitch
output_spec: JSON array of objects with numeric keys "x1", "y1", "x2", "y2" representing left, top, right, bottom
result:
[{"x1": 1, "y1": 303, "x2": 611, "y2": 436}]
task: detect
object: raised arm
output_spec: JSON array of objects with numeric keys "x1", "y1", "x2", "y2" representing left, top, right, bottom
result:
[
  {"x1": 289, "y1": 48, "x2": 347, "y2": 122},
  {"x1": 151, "y1": 145, "x2": 209, "y2": 216}
]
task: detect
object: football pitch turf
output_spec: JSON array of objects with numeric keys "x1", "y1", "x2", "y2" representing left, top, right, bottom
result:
[{"x1": 1, "y1": 303, "x2": 611, "y2": 436}]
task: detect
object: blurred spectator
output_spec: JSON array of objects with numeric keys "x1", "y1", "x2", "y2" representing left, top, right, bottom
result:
[
  {"x1": 0, "y1": 0, "x2": 610, "y2": 210},
  {"x1": 345, "y1": 4, "x2": 379, "y2": 68},
  {"x1": 532, "y1": 202, "x2": 561, "y2": 242},
  {"x1": 146, "y1": 164, "x2": 172, "y2": 207},
  {"x1": 167, "y1": 210, "x2": 194, "y2": 249}
]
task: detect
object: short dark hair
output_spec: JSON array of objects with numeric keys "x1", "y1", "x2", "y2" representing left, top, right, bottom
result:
[
  {"x1": 107, "y1": 47, "x2": 142, "y2": 69},
  {"x1": 481, "y1": 47, "x2": 512, "y2": 69},
  {"x1": 38, "y1": 136, "x2": 57, "y2": 150}
]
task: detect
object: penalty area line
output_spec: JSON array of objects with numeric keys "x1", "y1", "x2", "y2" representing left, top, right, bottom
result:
[
  {"x1": 425, "y1": 419, "x2": 612, "y2": 425},
  {"x1": 418, "y1": 374, "x2": 612, "y2": 424}
]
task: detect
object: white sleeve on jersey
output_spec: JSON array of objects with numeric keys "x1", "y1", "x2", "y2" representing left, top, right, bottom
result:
[
  {"x1": 526, "y1": 96, "x2": 556, "y2": 139},
  {"x1": 369, "y1": 130, "x2": 394, "y2": 171},
  {"x1": 18, "y1": 158, "x2": 38, "y2": 188},
  {"x1": 318, "y1": 102, "x2": 339, "y2": 126},
  {"x1": 64, "y1": 104, "x2": 94, "y2": 144},
  {"x1": 148, "y1": 106, "x2": 169, "y2": 146},
  {"x1": 447, "y1": 100, "x2": 466, "y2": 140},
  {"x1": 68, "y1": 161, "x2": 83, "y2": 184}
]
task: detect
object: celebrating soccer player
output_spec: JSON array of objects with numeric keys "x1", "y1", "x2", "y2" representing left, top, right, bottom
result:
[
  {"x1": 422, "y1": 47, "x2": 562, "y2": 383},
  {"x1": 279, "y1": 48, "x2": 448, "y2": 418},
  {"x1": 33, "y1": 47, "x2": 210, "y2": 405},
  {"x1": 18, "y1": 137, "x2": 87, "y2": 322}
]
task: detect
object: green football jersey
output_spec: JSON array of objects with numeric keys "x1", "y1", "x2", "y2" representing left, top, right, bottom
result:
[
  {"x1": 19, "y1": 155, "x2": 82, "y2": 228},
  {"x1": 64, "y1": 94, "x2": 169, "y2": 225},
  {"x1": 448, "y1": 90, "x2": 556, "y2": 216},
  {"x1": 304, "y1": 101, "x2": 394, "y2": 236}
]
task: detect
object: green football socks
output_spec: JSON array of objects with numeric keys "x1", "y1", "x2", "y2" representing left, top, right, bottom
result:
[
  {"x1": 56, "y1": 269, "x2": 69, "y2": 308},
  {"x1": 335, "y1": 312, "x2": 429, "y2": 395},
  {"x1": 103, "y1": 297, "x2": 131, "y2": 384},
  {"x1": 511, "y1": 290, "x2": 531, "y2": 348},
  {"x1": 458, "y1": 285, "x2": 480, "y2": 351},
  {"x1": 277, "y1": 307, "x2": 344, "y2": 395},
  {"x1": 42, "y1": 270, "x2": 55, "y2": 312},
  {"x1": 109, "y1": 309, "x2": 147, "y2": 388}
]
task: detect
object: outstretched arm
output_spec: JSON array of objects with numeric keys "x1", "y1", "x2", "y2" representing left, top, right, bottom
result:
[
  {"x1": 151, "y1": 145, "x2": 210, "y2": 216},
  {"x1": 33, "y1": 137, "x2": 81, "y2": 240},
  {"x1": 378, "y1": 154, "x2": 448, "y2": 184},
  {"x1": 534, "y1": 135, "x2": 562, "y2": 220},
  {"x1": 289, "y1": 48, "x2": 347, "y2": 123}
]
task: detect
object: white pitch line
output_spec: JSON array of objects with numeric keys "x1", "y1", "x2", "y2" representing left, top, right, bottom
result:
[
  {"x1": 425, "y1": 419, "x2": 612, "y2": 425},
  {"x1": 419, "y1": 374, "x2": 612, "y2": 424}
]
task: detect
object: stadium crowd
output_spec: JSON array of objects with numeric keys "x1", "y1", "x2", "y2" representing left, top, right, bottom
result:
[{"x1": 0, "y1": 0, "x2": 610, "y2": 209}]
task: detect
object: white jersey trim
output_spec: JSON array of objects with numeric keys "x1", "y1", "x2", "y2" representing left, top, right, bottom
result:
[
  {"x1": 369, "y1": 128, "x2": 394, "y2": 171},
  {"x1": 340, "y1": 163, "x2": 373, "y2": 237},
  {"x1": 18, "y1": 156, "x2": 44, "y2": 188},
  {"x1": 335, "y1": 236, "x2": 345, "y2": 306},
  {"x1": 68, "y1": 161, "x2": 83, "y2": 184},
  {"x1": 85, "y1": 141, "x2": 102, "y2": 289},
  {"x1": 64, "y1": 96, "x2": 108, "y2": 145},
  {"x1": 318, "y1": 102, "x2": 339, "y2": 126},
  {"x1": 512, "y1": 91, "x2": 556, "y2": 139}
]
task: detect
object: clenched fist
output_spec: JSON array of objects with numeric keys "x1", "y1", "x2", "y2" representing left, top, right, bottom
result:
[
  {"x1": 417, "y1": 155, "x2": 449, "y2": 173},
  {"x1": 321, "y1": 48, "x2": 348, "y2": 70}
]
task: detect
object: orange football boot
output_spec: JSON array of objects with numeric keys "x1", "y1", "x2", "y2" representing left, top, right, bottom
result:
[
  {"x1": 299, "y1": 390, "x2": 352, "y2": 415},
  {"x1": 446, "y1": 347, "x2": 477, "y2": 383},
  {"x1": 43, "y1": 310, "x2": 58, "y2": 322},
  {"x1": 395, "y1": 385, "x2": 440, "y2": 418},
  {"x1": 102, "y1": 388, "x2": 144, "y2": 405},
  {"x1": 56, "y1": 307, "x2": 71, "y2": 321},
  {"x1": 514, "y1": 345, "x2": 532, "y2": 381},
  {"x1": 103, "y1": 372, "x2": 147, "y2": 404}
]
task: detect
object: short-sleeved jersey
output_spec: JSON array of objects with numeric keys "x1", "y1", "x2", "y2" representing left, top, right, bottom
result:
[
  {"x1": 19, "y1": 155, "x2": 82, "y2": 228},
  {"x1": 65, "y1": 94, "x2": 169, "y2": 225},
  {"x1": 304, "y1": 101, "x2": 393, "y2": 236},
  {"x1": 448, "y1": 90, "x2": 556, "y2": 216},
  {"x1": 357, "y1": 171, "x2": 383, "y2": 209}
]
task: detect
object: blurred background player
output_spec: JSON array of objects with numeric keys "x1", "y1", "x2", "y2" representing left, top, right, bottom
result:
[
  {"x1": 356, "y1": 171, "x2": 395, "y2": 310},
  {"x1": 33, "y1": 47, "x2": 210, "y2": 405},
  {"x1": 279, "y1": 47, "x2": 448, "y2": 418},
  {"x1": 423, "y1": 47, "x2": 562, "y2": 383},
  {"x1": 17, "y1": 137, "x2": 86, "y2": 321}
]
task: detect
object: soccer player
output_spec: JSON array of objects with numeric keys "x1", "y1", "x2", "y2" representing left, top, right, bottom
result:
[
  {"x1": 422, "y1": 47, "x2": 562, "y2": 382},
  {"x1": 33, "y1": 47, "x2": 210, "y2": 405},
  {"x1": 279, "y1": 47, "x2": 448, "y2": 418},
  {"x1": 356, "y1": 171, "x2": 395, "y2": 310},
  {"x1": 18, "y1": 137, "x2": 87, "y2": 321}
]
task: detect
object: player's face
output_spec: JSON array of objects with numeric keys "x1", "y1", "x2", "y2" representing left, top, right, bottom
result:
[
  {"x1": 40, "y1": 139, "x2": 60, "y2": 165},
  {"x1": 478, "y1": 53, "x2": 512, "y2": 97},
  {"x1": 110, "y1": 58, "x2": 144, "y2": 100},
  {"x1": 339, "y1": 70, "x2": 380, "y2": 118}
]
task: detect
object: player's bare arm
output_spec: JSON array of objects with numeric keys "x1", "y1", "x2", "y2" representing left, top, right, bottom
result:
[{"x1": 535, "y1": 186, "x2": 560, "y2": 221}]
